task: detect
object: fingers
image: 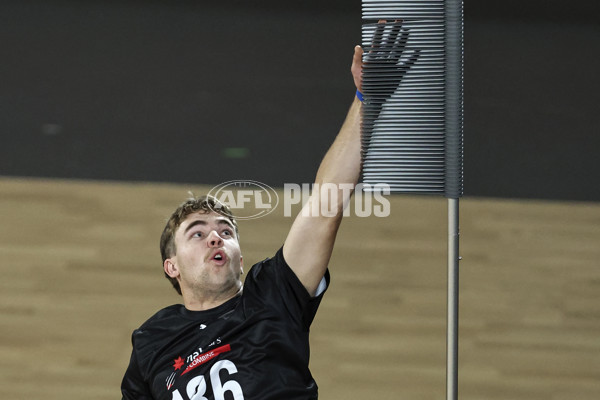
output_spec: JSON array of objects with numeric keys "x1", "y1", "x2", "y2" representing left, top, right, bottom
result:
[
  {"x1": 390, "y1": 26, "x2": 409, "y2": 60},
  {"x1": 394, "y1": 25, "x2": 409, "y2": 49},
  {"x1": 351, "y1": 45, "x2": 364, "y2": 91},
  {"x1": 388, "y1": 21, "x2": 402, "y2": 46},
  {"x1": 372, "y1": 21, "x2": 386, "y2": 49},
  {"x1": 353, "y1": 45, "x2": 363, "y2": 65},
  {"x1": 368, "y1": 19, "x2": 411, "y2": 64}
]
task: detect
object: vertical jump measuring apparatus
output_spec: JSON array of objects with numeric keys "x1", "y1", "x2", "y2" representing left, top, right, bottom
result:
[{"x1": 359, "y1": 1, "x2": 464, "y2": 399}]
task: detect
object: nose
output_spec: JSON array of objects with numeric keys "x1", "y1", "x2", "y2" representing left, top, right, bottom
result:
[{"x1": 206, "y1": 230, "x2": 223, "y2": 248}]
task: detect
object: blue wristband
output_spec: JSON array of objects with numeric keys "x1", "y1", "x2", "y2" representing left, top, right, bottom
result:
[{"x1": 356, "y1": 89, "x2": 364, "y2": 102}]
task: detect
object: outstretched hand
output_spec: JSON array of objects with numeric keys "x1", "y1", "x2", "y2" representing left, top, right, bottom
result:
[{"x1": 352, "y1": 20, "x2": 420, "y2": 112}]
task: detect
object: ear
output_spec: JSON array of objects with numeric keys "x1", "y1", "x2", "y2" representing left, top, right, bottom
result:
[
  {"x1": 164, "y1": 258, "x2": 180, "y2": 279},
  {"x1": 240, "y1": 256, "x2": 244, "y2": 275}
]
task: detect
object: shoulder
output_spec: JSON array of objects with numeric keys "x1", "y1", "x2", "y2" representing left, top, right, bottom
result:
[
  {"x1": 244, "y1": 247, "x2": 329, "y2": 311},
  {"x1": 132, "y1": 304, "x2": 185, "y2": 347},
  {"x1": 248, "y1": 247, "x2": 329, "y2": 294},
  {"x1": 138, "y1": 304, "x2": 183, "y2": 330},
  {"x1": 246, "y1": 247, "x2": 285, "y2": 278},
  {"x1": 245, "y1": 247, "x2": 300, "y2": 292}
]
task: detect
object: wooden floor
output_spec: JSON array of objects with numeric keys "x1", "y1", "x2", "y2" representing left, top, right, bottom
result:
[{"x1": 1, "y1": 177, "x2": 599, "y2": 400}]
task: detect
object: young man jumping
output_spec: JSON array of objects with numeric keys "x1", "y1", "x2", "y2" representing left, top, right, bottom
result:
[{"x1": 121, "y1": 21, "x2": 413, "y2": 400}]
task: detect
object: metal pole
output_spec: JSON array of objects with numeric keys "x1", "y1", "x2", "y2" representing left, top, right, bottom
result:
[{"x1": 447, "y1": 198, "x2": 460, "y2": 400}]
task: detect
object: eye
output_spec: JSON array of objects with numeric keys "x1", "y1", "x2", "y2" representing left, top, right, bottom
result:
[
  {"x1": 191, "y1": 231, "x2": 204, "y2": 238},
  {"x1": 222, "y1": 229, "x2": 232, "y2": 237}
]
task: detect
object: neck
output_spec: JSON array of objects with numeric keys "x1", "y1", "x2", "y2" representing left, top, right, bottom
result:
[{"x1": 183, "y1": 284, "x2": 243, "y2": 311}]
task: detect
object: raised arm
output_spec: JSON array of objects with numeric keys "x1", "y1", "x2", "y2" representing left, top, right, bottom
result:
[
  {"x1": 282, "y1": 46, "x2": 364, "y2": 295},
  {"x1": 283, "y1": 21, "x2": 418, "y2": 295}
]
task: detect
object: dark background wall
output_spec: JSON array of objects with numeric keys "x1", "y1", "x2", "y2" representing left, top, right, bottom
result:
[{"x1": 1, "y1": 0, "x2": 599, "y2": 201}]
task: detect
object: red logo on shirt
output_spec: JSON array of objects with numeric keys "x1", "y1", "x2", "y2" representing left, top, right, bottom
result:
[
  {"x1": 181, "y1": 344, "x2": 232, "y2": 376},
  {"x1": 173, "y1": 357, "x2": 185, "y2": 371}
]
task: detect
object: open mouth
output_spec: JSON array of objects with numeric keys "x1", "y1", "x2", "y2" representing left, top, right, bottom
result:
[{"x1": 210, "y1": 250, "x2": 227, "y2": 264}]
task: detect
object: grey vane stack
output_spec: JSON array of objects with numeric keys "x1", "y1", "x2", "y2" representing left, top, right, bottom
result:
[{"x1": 359, "y1": 1, "x2": 464, "y2": 399}]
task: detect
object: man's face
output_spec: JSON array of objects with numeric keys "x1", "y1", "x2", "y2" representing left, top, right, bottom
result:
[{"x1": 166, "y1": 211, "x2": 243, "y2": 299}]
